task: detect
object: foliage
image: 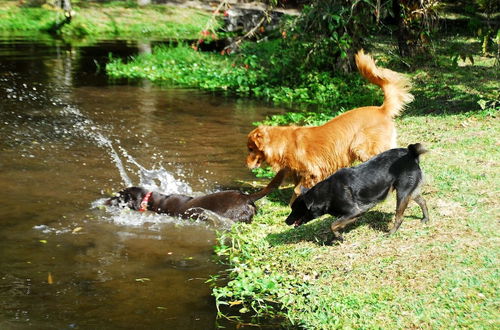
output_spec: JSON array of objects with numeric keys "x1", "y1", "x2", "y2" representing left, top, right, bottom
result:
[
  {"x1": 107, "y1": 31, "x2": 497, "y2": 127},
  {"x1": 472, "y1": 0, "x2": 500, "y2": 57},
  {"x1": 0, "y1": 4, "x2": 59, "y2": 32},
  {"x1": 265, "y1": 0, "x2": 382, "y2": 73},
  {"x1": 393, "y1": 0, "x2": 441, "y2": 56}
]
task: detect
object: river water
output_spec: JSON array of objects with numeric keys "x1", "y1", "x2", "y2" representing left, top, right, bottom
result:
[{"x1": 0, "y1": 35, "x2": 284, "y2": 329}]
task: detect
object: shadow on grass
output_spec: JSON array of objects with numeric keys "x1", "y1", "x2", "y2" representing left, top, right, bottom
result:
[
  {"x1": 266, "y1": 187, "x2": 293, "y2": 206},
  {"x1": 373, "y1": 36, "x2": 498, "y2": 117},
  {"x1": 405, "y1": 64, "x2": 497, "y2": 117},
  {"x1": 266, "y1": 211, "x2": 397, "y2": 246}
]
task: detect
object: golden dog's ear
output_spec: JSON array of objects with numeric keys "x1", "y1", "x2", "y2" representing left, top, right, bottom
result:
[{"x1": 250, "y1": 128, "x2": 265, "y2": 150}]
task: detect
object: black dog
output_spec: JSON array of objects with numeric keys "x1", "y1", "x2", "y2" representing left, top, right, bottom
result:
[
  {"x1": 105, "y1": 169, "x2": 286, "y2": 223},
  {"x1": 285, "y1": 144, "x2": 429, "y2": 240}
]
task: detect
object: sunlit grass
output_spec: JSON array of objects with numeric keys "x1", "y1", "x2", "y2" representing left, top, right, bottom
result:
[
  {"x1": 62, "y1": 5, "x2": 214, "y2": 39},
  {"x1": 206, "y1": 34, "x2": 499, "y2": 328},
  {"x1": 0, "y1": 1, "x2": 214, "y2": 39},
  {"x1": 212, "y1": 113, "x2": 499, "y2": 328}
]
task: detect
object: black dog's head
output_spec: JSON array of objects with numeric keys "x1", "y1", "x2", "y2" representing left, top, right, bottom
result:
[{"x1": 285, "y1": 194, "x2": 317, "y2": 227}]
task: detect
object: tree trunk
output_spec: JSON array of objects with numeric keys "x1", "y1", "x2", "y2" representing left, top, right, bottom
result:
[
  {"x1": 393, "y1": 0, "x2": 411, "y2": 57},
  {"x1": 61, "y1": 0, "x2": 71, "y2": 12}
]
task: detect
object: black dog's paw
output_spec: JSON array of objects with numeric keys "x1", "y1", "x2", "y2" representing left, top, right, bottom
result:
[
  {"x1": 324, "y1": 232, "x2": 344, "y2": 245},
  {"x1": 333, "y1": 231, "x2": 344, "y2": 241}
]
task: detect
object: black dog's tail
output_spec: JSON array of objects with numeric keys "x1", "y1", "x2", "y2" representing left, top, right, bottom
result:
[
  {"x1": 408, "y1": 143, "x2": 428, "y2": 159},
  {"x1": 247, "y1": 169, "x2": 287, "y2": 202}
]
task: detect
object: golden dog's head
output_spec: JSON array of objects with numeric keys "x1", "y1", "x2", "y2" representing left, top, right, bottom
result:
[{"x1": 246, "y1": 127, "x2": 267, "y2": 169}]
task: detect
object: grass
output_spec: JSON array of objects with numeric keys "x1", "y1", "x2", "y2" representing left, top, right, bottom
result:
[
  {"x1": 207, "y1": 37, "x2": 499, "y2": 328},
  {"x1": 106, "y1": 33, "x2": 498, "y2": 126},
  {"x1": 212, "y1": 112, "x2": 499, "y2": 328},
  {"x1": 0, "y1": 1, "x2": 57, "y2": 32},
  {"x1": 106, "y1": 41, "x2": 383, "y2": 118},
  {"x1": 0, "y1": 0, "x2": 214, "y2": 40}
]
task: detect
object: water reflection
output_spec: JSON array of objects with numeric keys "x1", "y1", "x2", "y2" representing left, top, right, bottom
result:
[{"x1": 0, "y1": 36, "x2": 284, "y2": 328}]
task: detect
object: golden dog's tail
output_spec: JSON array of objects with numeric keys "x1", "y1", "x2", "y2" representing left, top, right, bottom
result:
[
  {"x1": 355, "y1": 50, "x2": 414, "y2": 117},
  {"x1": 247, "y1": 169, "x2": 287, "y2": 202}
]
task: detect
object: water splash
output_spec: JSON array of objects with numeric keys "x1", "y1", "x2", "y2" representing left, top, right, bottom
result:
[
  {"x1": 60, "y1": 105, "x2": 191, "y2": 195},
  {"x1": 117, "y1": 145, "x2": 192, "y2": 195}
]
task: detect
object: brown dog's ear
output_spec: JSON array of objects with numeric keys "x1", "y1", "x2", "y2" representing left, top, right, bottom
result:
[{"x1": 250, "y1": 128, "x2": 266, "y2": 150}]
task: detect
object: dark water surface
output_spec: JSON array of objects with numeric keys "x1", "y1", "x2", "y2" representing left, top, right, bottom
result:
[{"x1": 0, "y1": 36, "x2": 284, "y2": 329}]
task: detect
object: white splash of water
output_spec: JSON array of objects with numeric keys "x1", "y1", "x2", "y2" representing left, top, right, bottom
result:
[
  {"x1": 60, "y1": 105, "x2": 191, "y2": 195},
  {"x1": 33, "y1": 224, "x2": 71, "y2": 235},
  {"x1": 117, "y1": 145, "x2": 192, "y2": 195},
  {"x1": 61, "y1": 106, "x2": 133, "y2": 186}
]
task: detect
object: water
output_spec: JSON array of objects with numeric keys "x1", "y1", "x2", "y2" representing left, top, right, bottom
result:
[{"x1": 0, "y1": 36, "x2": 285, "y2": 328}]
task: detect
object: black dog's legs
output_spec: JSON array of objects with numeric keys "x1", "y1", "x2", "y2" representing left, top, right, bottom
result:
[
  {"x1": 413, "y1": 194, "x2": 429, "y2": 223},
  {"x1": 388, "y1": 192, "x2": 411, "y2": 235},
  {"x1": 330, "y1": 215, "x2": 360, "y2": 241}
]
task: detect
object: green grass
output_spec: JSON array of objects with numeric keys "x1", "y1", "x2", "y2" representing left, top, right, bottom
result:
[
  {"x1": 61, "y1": 4, "x2": 213, "y2": 40},
  {"x1": 106, "y1": 42, "x2": 383, "y2": 117},
  {"x1": 0, "y1": 0, "x2": 214, "y2": 40},
  {"x1": 205, "y1": 35, "x2": 499, "y2": 328},
  {"x1": 212, "y1": 113, "x2": 499, "y2": 328},
  {"x1": 0, "y1": 2, "x2": 57, "y2": 32},
  {"x1": 106, "y1": 34, "x2": 498, "y2": 127}
]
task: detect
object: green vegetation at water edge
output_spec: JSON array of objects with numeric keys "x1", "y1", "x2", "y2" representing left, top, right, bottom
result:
[
  {"x1": 106, "y1": 27, "x2": 498, "y2": 124},
  {"x1": 106, "y1": 42, "x2": 384, "y2": 116}
]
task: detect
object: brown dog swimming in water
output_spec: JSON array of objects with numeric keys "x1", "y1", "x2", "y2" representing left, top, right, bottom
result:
[
  {"x1": 246, "y1": 50, "x2": 414, "y2": 203},
  {"x1": 105, "y1": 170, "x2": 286, "y2": 223}
]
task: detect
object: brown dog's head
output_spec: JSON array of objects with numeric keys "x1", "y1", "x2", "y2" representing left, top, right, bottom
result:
[{"x1": 246, "y1": 127, "x2": 267, "y2": 169}]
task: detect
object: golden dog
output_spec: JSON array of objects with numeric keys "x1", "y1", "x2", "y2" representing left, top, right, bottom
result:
[{"x1": 246, "y1": 50, "x2": 414, "y2": 202}]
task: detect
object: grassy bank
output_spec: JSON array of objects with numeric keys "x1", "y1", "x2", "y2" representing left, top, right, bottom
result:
[
  {"x1": 106, "y1": 34, "x2": 498, "y2": 122},
  {"x1": 212, "y1": 111, "x2": 499, "y2": 328},
  {"x1": 0, "y1": 0, "x2": 213, "y2": 40},
  {"x1": 106, "y1": 42, "x2": 382, "y2": 115},
  {"x1": 204, "y1": 41, "x2": 498, "y2": 327}
]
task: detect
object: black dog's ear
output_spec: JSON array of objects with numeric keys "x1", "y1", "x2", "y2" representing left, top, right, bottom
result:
[
  {"x1": 302, "y1": 191, "x2": 326, "y2": 218},
  {"x1": 302, "y1": 193, "x2": 315, "y2": 211},
  {"x1": 299, "y1": 186, "x2": 310, "y2": 195}
]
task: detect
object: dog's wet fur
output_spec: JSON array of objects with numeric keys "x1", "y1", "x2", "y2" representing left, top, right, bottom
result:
[
  {"x1": 105, "y1": 170, "x2": 286, "y2": 223},
  {"x1": 285, "y1": 144, "x2": 429, "y2": 240}
]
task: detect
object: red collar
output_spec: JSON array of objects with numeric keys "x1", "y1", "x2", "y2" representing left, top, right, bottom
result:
[{"x1": 139, "y1": 191, "x2": 152, "y2": 212}]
